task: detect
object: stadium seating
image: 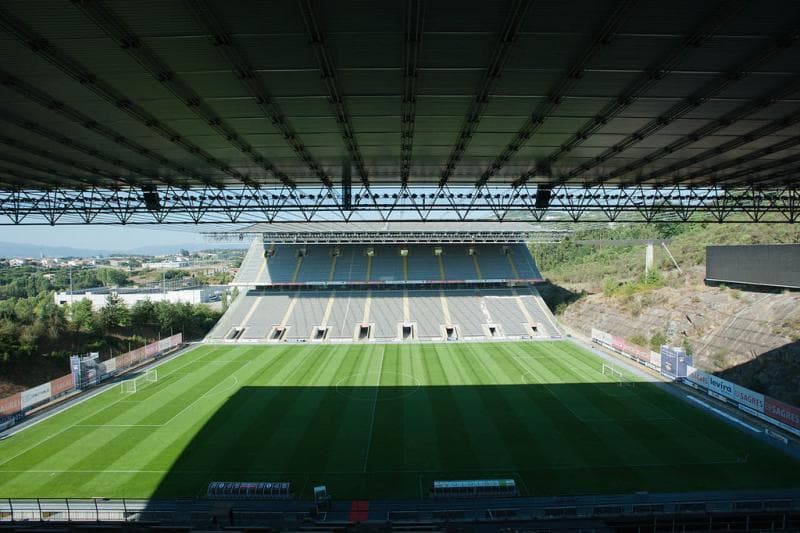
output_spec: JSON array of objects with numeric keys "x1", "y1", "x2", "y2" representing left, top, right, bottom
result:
[
  {"x1": 232, "y1": 241, "x2": 542, "y2": 286},
  {"x1": 284, "y1": 292, "x2": 329, "y2": 340},
  {"x1": 326, "y1": 291, "x2": 368, "y2": 339},
  {"x1": 370, "y1": 291, "x2": 405, "y2": 339},
  {"x1": 407, "y1": 291, "x2": 445, "y2": 338},
  {"x1": 209, "y1": 285, "x2": 557, "y2": 343},
  {"x1": 212, "y1": 238, "x2": 556, "y2": 343}
]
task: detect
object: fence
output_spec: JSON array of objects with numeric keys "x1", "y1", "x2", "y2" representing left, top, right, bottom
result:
[
  {"x1": 0, "y1": 333, "x2": 182, "y2": 430},
  {"x1": 0, "y1": 491, "x2": 797, "y2": 526},
  {"x1": 684, "y1": 366, "x2": 800, "y2": 438},
  {"x1": 591, "y1": 328, "x2": 661, "y2": 371}
]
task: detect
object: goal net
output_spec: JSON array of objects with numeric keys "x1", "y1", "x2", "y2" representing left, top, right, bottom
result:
[
  {"x1": 120, "y1": 369, "x2": 158, "y2": 394},
  {"x1": 602, "y1": 364, "x2": 634, "y2": 387}
]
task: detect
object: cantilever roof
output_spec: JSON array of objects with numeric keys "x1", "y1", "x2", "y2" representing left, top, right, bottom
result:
[
  {"x1": 235, "y1": 221, "x2": 560, "y2": 243},
  {"x1": 0, "y1": 0, "x2": 799, "y2": 191}
]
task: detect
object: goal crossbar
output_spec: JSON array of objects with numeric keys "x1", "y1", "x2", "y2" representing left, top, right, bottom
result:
[
  {"x1": 120, "y1": 368, "x2": 158, "y2": 394},
  {"x1": 601, "y1": 364, "x2": 634, "y2": 387}
]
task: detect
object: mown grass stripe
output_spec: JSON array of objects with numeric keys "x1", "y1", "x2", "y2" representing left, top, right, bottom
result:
[{"x1": 0, "y1": 340, "x2": 798, "y2": 499}]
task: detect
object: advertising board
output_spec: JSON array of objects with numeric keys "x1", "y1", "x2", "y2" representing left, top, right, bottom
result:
[
  {"x1": 20, "y1": 383, "x2": 52, "y2": 410},
  {"x1": 591, "y1": 328, "x2": 613, "y2": 345},
  {"x1": 0, "y1": 393, "x2": 21, "y2": 416},
  {"x1": 764, "y1": 397, "x2": 800, "y2": 432},
  {"x1": 49, "y1": 374, "x2": 75, "y2": 396},
  {"x1": 611, "y1": 335, "x2": 625, "y2": 352}
]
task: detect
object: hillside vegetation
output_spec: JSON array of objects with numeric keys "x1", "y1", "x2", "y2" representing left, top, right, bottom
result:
[
  {"x1": 532, "y1": 222, "x2": 799, "y2": 290},
  {"x1": 531, "y1": 223, "x2": 800, "y2": 404},
  {"x1": 0, "y1": 266, "x2": 222, "y2": 397}
]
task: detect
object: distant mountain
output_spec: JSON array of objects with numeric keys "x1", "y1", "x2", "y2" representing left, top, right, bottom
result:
[
  {"x1": 0, "y1": 242, "x2": 114, "y2": 258},
  {"x1": 0, "y1": 241, "x2": 247, "y2": 258}
]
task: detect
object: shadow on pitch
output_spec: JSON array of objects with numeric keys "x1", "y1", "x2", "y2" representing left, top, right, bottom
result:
[{"x1": 145, "y1": 380, "x2": 799, "y2": 502}]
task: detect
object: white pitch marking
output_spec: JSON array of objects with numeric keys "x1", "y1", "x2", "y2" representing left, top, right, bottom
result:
[{"x1": 361, "y1": 345, "x2": 385, "y2": 473}]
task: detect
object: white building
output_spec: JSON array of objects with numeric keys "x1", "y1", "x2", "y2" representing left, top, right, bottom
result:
[
  {"x1": 55, "y1": 286, "x2": 218, "y2": 308},
  {"x1": 142, "y1": 259, "x2": 190, "y2": 270}
]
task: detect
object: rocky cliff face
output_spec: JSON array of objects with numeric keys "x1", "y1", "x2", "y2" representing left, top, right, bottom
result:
[{"x1": 554, "y1": 270, "x2": 800, "y2": 403}]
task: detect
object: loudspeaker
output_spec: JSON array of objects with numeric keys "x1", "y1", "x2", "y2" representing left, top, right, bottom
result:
[
  {"x1": 535, "y1": 185, "x2": 552, "y2": 209},
  {"x1": 142, "y1": 188, "x2": 161, "y2": 212},
  {"x1": 342, "y1": 161, "x2": 352, "y2": 211}
]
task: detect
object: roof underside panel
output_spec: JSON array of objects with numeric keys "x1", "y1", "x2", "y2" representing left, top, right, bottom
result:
[{"x1": 0, "y1": 0, "x2": 799, "y2": 190}]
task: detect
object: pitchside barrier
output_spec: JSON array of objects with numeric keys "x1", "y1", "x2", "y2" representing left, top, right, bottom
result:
[
  {"x1": 591, "y1": 328, "x2": 661, "y2": 371},
  {"x1": 0, "y1": 333, "x2": 182, "y2": 431},
  {"x1": 591, "y1": 327, "x2": 800, "y2": 438},
  {"x1": 684, "y1": 366, "x2": 800, "y2": 438},
  {"x1": 1, "y1": 491, "x2": 798, "y2": 526}
]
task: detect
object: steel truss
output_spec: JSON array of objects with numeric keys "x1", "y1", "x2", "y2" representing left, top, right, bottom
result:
[{"x1": 1, "y1": 184, "x2": 798, "y2": 225}]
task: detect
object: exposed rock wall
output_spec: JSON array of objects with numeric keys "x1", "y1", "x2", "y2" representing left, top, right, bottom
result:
[{"x1": 558, "y1": 280, "x2": 799, "y2": 402}]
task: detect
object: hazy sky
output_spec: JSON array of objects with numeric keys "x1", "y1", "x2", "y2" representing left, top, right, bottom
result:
[{"x1": 0, "y1": 225, "x2": 205, "y2": 251}]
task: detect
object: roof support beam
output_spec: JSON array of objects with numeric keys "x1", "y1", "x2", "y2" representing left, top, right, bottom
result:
[
  {"x1": 673, "y1": 135, "x2": 800, "y2": 185},
  {"x1": 0, "y1": 68, "x2": 204, "y2": 188},
  {"x1": 637, "y1": 107, "x2": 800, "y2": 186},
  {"x1": 72, "y1": 0, "x2": 293, "y2": 189},
  {"x1": 0, "y1": 166, "x2": 67, "y2": 190},
  {"x1": 0, "y1": 106, "x2": 160, "y2": 187},
  {"x1": 586, "y1": 23, "x2": 800, "y2": 185},
  {"x1": 297, "y1": 0, "x2": 369, "y2": 185},
  {"x1": 740, "y1": 164, "x2": 800, "y2": 187},
  {"x1": 440, "y1": 0, "x2": 534, "y2": 186},
  {"x1": 184, "y1": 0, "x2": 332, "y2": 187},
  {"x1": 0, "y1": 135, "x2": 130, "y2": 188},
  {"x1": 477, "y1": 0, "x2": 638, "y2": 186},
  {"x1": 1, "y1": 184, "x2": 798, "y2": 224},
  {"x1": 713, "y1": 153, "x2": 800, "y2": 186},
  {"x1": 401, "y1": 0, "x2": 424, "y2": 186},
  {"x1": 0, "y1": 154, "x2": 94, "y2": 190},
  {"x1": 0, "y1": 4, "x2": 232, "y2": 189},
  {"x1": 515, "y1": 0, "x2": 747, "y2": 186}
]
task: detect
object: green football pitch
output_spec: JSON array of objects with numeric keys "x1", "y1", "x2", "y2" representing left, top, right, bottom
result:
[{"x1": 0, "y1": 341, "x2": 798, "y2": 499}]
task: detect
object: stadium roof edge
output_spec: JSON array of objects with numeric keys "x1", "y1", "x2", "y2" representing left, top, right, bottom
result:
[{"x1": 209, "y1": 221, "x2": 569, "y2": 244}]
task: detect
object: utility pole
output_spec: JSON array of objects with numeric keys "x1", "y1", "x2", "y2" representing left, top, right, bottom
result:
[{"x1": 645, "y1": 242, "x2": 654, "y2": 274}]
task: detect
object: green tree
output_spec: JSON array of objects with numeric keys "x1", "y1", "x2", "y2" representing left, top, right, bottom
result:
[
  {"x1": 97, "y1": 268, "x2": 129, "y2": 287},
  {"x1": 162, "y1": 269, "x2": 189, "y2": 280},
  {"x1": 682, "y1": 337, "x2": 694, "y2": 356},
  {"x1": 70, "y1": 299, "x2": 97, "y2": 334},
  {"x1": 129, "y1": 299, "x2": 157, "y2": 328},
  {"x1": 37, "y1": 298, "x2": 67, "y2": 341},
  {"x1": 650, "y1": 331, "x2": 667, "y2": 352},
  {"x1": 100, "y1": 294, "x2": 130, "y2": 328}
]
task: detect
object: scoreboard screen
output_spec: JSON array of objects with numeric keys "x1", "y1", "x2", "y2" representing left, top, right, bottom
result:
[{"x1": 706, "y1": 244, "x2": 800, "y2": 289}]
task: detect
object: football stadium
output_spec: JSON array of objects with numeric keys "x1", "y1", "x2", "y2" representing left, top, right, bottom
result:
[{"x1": 1, "y1": 0, "x2": 800, "y2": 530}]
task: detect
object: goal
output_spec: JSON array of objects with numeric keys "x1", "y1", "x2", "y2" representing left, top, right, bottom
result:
[
  {"x1": 602, "y1": 364, "x2": 634, "y2": 387},
  {"x1": 120, "y1": 369, "x2": 158, "y2": 394}
]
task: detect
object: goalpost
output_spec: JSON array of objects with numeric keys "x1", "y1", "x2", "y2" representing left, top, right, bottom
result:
[
  {"x1": 601, "y1": 364, "x2": 634, "y2": 387},
  {"x1": 120, "y1": 369, "x2": 158, "y2": 394}
]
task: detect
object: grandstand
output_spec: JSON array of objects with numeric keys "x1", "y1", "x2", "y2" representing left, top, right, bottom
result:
[{"x1": 208, "y1": 222, "x2": 556, "y2": 343}]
